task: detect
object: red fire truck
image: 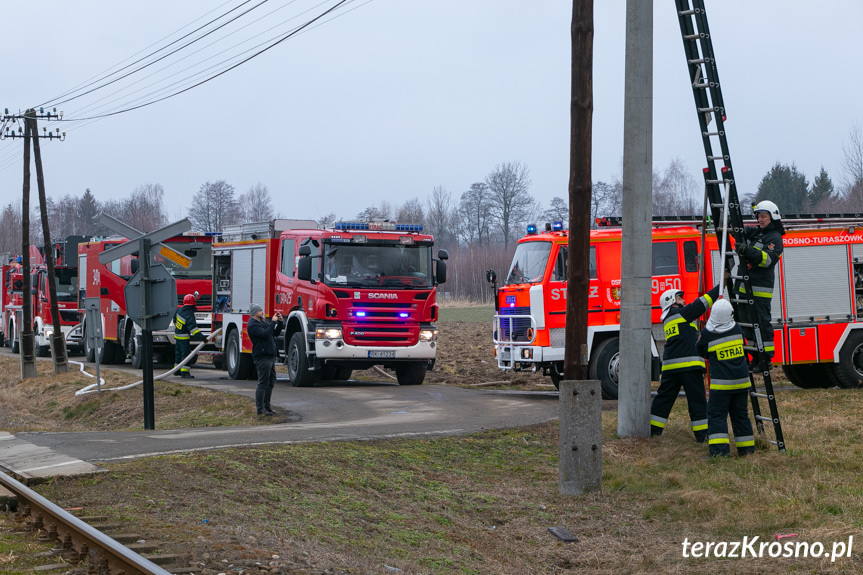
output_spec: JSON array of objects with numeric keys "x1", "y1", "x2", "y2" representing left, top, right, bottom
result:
[
  {"x1": 490, "y1": 216, "x2": 863, "y2": 398},
  {"x1": 3, "y1": 237, "x2": 86, "y2": 356},
  {"x1": 78, "y1": 232, "x2": 218, "y2": 367},
  {"x1": 211, "y1": 219, "x2": 448, "y2": 386}
]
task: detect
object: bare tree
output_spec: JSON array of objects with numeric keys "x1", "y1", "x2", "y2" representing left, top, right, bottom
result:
[
  {"x1": 318, "y1": 212, "x2": 338, "y2": 229},
  {"x1": 591, "y1": 180, "x2": 622, "y2": 225},
  {"x1": 102, "y1": 183, "x2": 169, "y2": 233},
  {"x1": 396, "y1": 197, "x2": 425, "y2": 224},
  {"x1": 425, "y1": 186, "x2": 458, "y2": 251},
  {"x1": 187, "y1": 180, "x2": 239, "y2": 232},
  {"x1": 840, "y1": 123, "x2": 863, "y2": 206},
  {"x1": 238, "y1": 182, "x2": 275, "y2": 223},
  {"x1": 458, "y1": 182, "x2": 493, "y2": 247},
  {"x1": 543, "y1": 196, "x2": 569, "y2": 226},
  {"x1": 486, "y1": 162, "x2": 535, "y2": 247},
  {"x1": 652, "y1": 158, "x2": 699, "y2": 216}
]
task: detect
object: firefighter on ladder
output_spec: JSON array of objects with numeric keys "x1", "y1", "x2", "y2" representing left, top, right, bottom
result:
[
  {"x1": 174, "y1": 293, "x2": 205, "y2": 378},
  {"x1": 735, "y1": 200, "x2": 785, "y2": 368},
  {"x1": 650, "y1": 283, "x2": 721, "y2": 442}
]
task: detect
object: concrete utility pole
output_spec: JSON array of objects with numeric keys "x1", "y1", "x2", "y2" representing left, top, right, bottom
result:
[
  {"x1": 559, "y1": 0, "x2": 602, "y2": 497},
  {"x1": 618, "y1": 0, "x2": 654, "y2": 438}
]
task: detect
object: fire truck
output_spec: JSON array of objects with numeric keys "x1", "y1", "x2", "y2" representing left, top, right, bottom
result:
[
  {"x1": 490, "y1": 216, "x2": 863, "y2": 398},
  {"x1": 3, "y1": 237, "x2": 86, "y2": 356},
  {"x1": 211, "y1": 219, "x2": 448, "y2": 386},
  {"x1": 78, "y1": 232, "x2": 218, "y2": 367}
]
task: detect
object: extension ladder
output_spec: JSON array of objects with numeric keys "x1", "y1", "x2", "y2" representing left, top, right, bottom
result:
[{"x1": 675, "y1": 0, "x2": 786, "y2": 453}]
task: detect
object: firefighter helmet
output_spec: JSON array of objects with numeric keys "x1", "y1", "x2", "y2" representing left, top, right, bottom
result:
[
  {"x1": 183, "y1": 293, "x2": 197, "y2": 306},
  {"x1": 660, "y1": 288, "x2": 684, "y2": 321},
  {"x1": 706, "y1": 298, "x2": 735, "y2": 333},
  {"x1": 752, "y1": 200, "x2": 781, "y2": 221}
]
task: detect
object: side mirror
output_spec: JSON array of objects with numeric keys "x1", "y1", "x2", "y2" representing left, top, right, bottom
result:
[
  {"x1": 298, "y1": 245, "x2": 311, "y2": 257},
  {"x1": 486, "y1": 270, "x2": 496, "y2": 284},
  {"x1": 130, "y1": 259, "x2": 140, "y2": 274},
  {"x1": 297, "y1": 255, "x2": 312, "y2": 281},
  {"x1": 436, "y1": 260, "x2": 447, "y2": 284},
  {"x1": 438, "y1": 249, "x2": 449, "y2": 260}
]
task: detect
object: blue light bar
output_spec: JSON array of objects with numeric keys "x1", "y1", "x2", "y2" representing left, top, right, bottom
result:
[
  {"x1": 334, "y1": 221, "x2": 423, "y2": 232},
  {"x1": 552, "y1": 221, "x2": 564, "y2": 231},
  {"x1": 526, "y1": 224, "x2": 537, "y2": 235}
]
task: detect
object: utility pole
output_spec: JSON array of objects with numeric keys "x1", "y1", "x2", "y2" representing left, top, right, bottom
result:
[
  {"x1": 618, "y1": 0, "x2": 654, "y2": 438},
  {"x1": 2, "y1": 108, "x2": 67, "y2": 377}
]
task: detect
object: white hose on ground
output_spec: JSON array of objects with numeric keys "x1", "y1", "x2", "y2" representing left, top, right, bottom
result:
[{"x1": 74, "y1": 328, "x2": 223, "y2": 396}]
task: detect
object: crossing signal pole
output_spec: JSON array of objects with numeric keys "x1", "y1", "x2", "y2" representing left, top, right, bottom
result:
[{"x1": 1, "y1": 108, "x2": 68, "y2": 377}]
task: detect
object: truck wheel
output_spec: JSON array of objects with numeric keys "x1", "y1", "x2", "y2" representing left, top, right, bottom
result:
[
  {"x1": 395, "y1": 362, "x2": 427, "y2": 385},
  {"x1": 84, "y1": 323, "x2": 95, "y2": 362},
  {"x1": 129, "y1": 335, "x2": 143, "y2": 369},
  {"x1": 226, "y1": 329, "x2": 252, "y2": 380},
  {"x1": 288, "y1": 332, "x2": 316, "y2": 387},
  {"x1": 36, "y1": 343, "x2": 50, "y2": 357},
  {"x1": 589, "y1": 337, "x2": 620, "y2": 400},
  {"x1": 833, "y1": 331, "x2": 863, "y2": 388},
  {"x1": 781, "y1": 364, "x2": 821, "y2": 389}
]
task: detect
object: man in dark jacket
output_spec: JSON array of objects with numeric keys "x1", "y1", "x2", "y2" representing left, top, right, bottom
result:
[
  {"x1": 174, "y1": 293, "x2": 205, "y2": 378},
  {"x1": 247, "y1": 303, "x2": 283, "y2": 416},
  {"x1": 650, "y1": 283, "x2": 721, "y2": 442},
  {"x1": 736, "y1": 200, "x2": 785, "y2": 367}
]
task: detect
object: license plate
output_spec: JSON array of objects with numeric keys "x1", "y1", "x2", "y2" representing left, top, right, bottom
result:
[{"x1": 368, "y1": 350, "x2": 395, "y2": 359}]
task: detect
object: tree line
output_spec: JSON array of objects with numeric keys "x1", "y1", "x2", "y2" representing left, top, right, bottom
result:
[{"x1": 2, "y1": 123, "x2": 861, "y2": 303}]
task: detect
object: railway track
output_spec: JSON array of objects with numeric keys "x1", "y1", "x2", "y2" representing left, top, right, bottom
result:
[{"x1": 1, "y1": 470, "x2": 183, "y2": 575}]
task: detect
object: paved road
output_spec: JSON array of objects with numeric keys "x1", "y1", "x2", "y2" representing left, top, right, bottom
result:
[{"x1": 0, "y1": 354, "x2": 560, "y2": 479}]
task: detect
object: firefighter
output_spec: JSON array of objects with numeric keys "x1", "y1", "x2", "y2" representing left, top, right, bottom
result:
[
  {"x1": 735, "y1": 200, "x2": 785, "y2": 367},
  {"x1": 697, "y1": 298, "x2": 755, "y2": 457},
  {"x1": 174, "y1": 293, "x2": 205, "y2": 378},
  {"x1": 650, "y1": 282, "x2": 721, "y2": 442}
]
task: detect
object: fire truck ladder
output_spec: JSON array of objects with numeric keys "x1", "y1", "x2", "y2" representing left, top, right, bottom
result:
[{"x1": 675, "y1": 0, "x2": 786, "y2": 453}]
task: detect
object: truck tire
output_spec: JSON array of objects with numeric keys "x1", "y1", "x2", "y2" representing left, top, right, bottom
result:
[
  {"x1": 36, "y1": 342, "x2": 50, "y2": 357},
  {"x1": 589, "y1": 337, "x2": 620, "y2": 400},
  {"x1": 287, "y1": 332, "x2": 316, "y2": 387},
  {"x1": 226, "y1": 328, "x2": 252, "y2": 380},
  {"x1": 395, "y1": 362, "x2": 426, "y2": 385},
  {"x1": 129, "y1": 335, "x2": 144, "y2": 369},
  {"x1": 833, "y1": 331, "x2": 863, "y2": 388},
  {"x1": 84, "y1": 323, "x2": 96, "y2": 362},
  {"x1": 781, "y1": 364, "x2": 822, "y2": 389},
  {"x1": 10, "y1": 325, "x2": 19, "y2": 354}
]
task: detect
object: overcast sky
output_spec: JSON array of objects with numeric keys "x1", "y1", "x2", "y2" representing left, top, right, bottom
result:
[{"x1": 1, "y1": 1, "x2": 860, "y2": 226}]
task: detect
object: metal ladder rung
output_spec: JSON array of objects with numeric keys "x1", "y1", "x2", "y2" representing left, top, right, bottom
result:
[
  {"x1": 678, "y1": 9, "x2": 697, "y2": 16},
  {"x1": 707, "y1": 155, "x2": 727, "y2": 161},
  {"x1": 703, "y1": 131, "x2": 723, "y2": 137},
  {"x1": 689, "y1": 57, "x2": 707, "y2": 64},
  {"x1": 755, "y1": 415, "x2": 776, "y2": 423},
  {"x1": 683, "y1": 33, "x2": 702, "y2": 40},
  {"x1": 751, "y1": 392, "x2": 768, "y2": 399}
]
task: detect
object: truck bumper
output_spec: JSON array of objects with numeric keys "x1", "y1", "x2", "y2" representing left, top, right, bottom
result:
[{"x1": 315, "y1": 339, "x2": 437, "y2": 361}]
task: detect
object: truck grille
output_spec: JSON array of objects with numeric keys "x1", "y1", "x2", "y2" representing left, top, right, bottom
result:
[
  {"x1": 498, "y1": 306, "x2": 531, "y2": 342},
  {"x1": 350, "y1": 302, "x2": 414, "y2": 320},
  {"x1": 177, "y1": 294, "x2": 212, "y2": 308},
  {"x1": 343, "y1": 324, "x2": 418, "y2": 346}
]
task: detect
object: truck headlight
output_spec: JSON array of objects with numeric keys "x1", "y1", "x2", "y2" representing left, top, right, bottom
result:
[
  {"x1": 316, "y1": 327, "x2": 342, "y2": 340},
  {"x1": 419, "y1": 329, "x2": 438, "y2": 341}
]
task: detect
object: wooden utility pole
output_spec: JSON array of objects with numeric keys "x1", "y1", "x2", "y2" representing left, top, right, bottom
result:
[
  {"x1": 30, "y1": 113, "x2": 69, "y2": 373},
  {"x1": 20, "y1": 111, "x2": 36, "y2": 378},
  {"x1": 563, "y1": 0, "x2": 594, "y2": 381}
]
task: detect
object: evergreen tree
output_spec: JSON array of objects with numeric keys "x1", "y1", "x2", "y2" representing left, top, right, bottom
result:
[
  {"x1": 808, "y1": 167, "x2": 836, "y2": 211},
  {"x1": 754, "y1": 162, "x2": 810, "y2": 214}
]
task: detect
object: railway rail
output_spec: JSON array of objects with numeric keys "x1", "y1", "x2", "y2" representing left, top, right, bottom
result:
[{"x1": 0, "y1": 470, "x2": 176, "y2": 575}]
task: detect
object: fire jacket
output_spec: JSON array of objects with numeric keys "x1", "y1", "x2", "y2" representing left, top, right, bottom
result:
[
  {"x1": 696, "y1": 323, "x2": 750, "y2": 390},
  {"x1": 661, "y1": 284, "x2": 720, "y2": 373},
  {"x1": 739, "y1": 224, "x2": 783, "y2": 299},
  {"x1": 174, "y1": 304, "x2": 204, "y2": 341}
]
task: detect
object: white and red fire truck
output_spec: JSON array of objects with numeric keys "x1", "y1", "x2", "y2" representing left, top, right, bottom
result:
[
  {"x1": 211, "y1": 219, "x2": 448, "y2": 386},
  {"x1": 78, "y1": 231, "x2": 218, "y2": 367},
  {"x1": 490, "y1": 216, "x2": 863, "y2": 398},
  {"x1": 3, "y1": 237, "x2": 86, "y2": 356}
]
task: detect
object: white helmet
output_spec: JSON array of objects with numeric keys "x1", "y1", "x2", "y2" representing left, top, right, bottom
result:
[
  {"x1": 706, "y1": 298, "x2": 735, "y2": 333},
  {"x1": 752, "y1": 200, "x2": 781, "y2": 221},
  {"x1": 660, "y1": 288, "x2": 683, "y2": 321}
]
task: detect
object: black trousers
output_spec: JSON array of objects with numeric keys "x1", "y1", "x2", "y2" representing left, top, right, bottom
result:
[
  {"x1": 737, "y1": 294, "x2": 775, "y2": 360},
  {"x1": 650, "y1": 369, "x2": 708, "y2": 441},
  {"x1": 707, "y1": 388, "x2": 755, "y2": 456},
  {"x1": 174, "y1": 338, "x2": 191, "y2": 374},
  {"x1": 254, "y1": 356, "x2": 277, "y2": 413}
]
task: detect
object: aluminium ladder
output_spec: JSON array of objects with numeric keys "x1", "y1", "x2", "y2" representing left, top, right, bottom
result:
[{"x1": 674, "y1": 0, "x2": 786, "y2": 453}]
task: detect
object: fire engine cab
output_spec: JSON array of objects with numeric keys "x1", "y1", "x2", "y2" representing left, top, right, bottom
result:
[
  {"x1": 491, "y1": 216, "x2": 863, "y2": 398},
  {"x1": 212, "y1": 219, "x2": 448, "y2": 386}
]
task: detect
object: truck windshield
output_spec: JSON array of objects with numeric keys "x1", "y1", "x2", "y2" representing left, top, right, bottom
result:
[
  {"x1": 323, "y1": 242, "x2": 433, "y2": 289},
  {"x1": 150, "y1": 241, "x2": 212, "y2": 279},
  {"x1": 505, "y1": 241, "x2": 551, "y2": 285},
  {"x1": 54, "y1": 268, "x2": 78, "y2": 302}
]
